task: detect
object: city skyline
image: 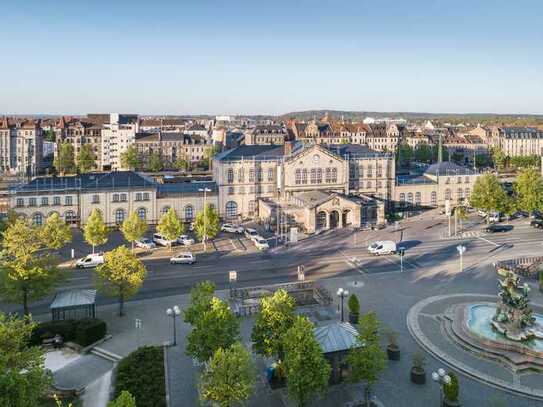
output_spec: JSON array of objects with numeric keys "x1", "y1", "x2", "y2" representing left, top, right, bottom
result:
[{"x1": 1, "y1": 0, "x2": 542, "y2": 115}]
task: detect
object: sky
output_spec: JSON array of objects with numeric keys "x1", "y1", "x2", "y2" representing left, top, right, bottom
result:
[{"x1": 1, "y1": 0, "x2": 542, "y2": 115}]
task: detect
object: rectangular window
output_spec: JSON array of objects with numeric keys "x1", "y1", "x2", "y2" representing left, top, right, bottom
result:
[
  {"x1": 143, "y1": 192, "x2": 150, "y2": 201},
  {"x1": 41, "y1": 197, "x2": 49, "y2": 206},
  {"x1": 136, "y1": 192, "x2": 142, "y2": 201},
  {"x1": 310, "y1": 169, "x2": 316, "y2": 184},
  {"x1": 249, "y1": 169, "x2": 255, "y2": 182},
  {"x1": 112, "y1": 194, "x2": 119, "y2": 202},
  {"x1": 53, "y1": 196, "x2": 61, "y2": 206},
  {"x1": 295, "y1": 169, "x2": 301, "y2": 185},
  {"x1": 316, "y1": 168, "x2": 322, "y2": 184},
  {"x1": 92, "y1": 194, "x2": 100, "y2": 204},
  {"x1": 325, "y1": 168, "x2": 331, "y2": 183},
  {"x1": 16, "y1": 198, "x2": 24, "y2": 207},
  {"x1": 256, "y1": 169, "x2": 262, "y2": 182},
  {"x1": 267, "y1": 168, "x2": 273, "y2": 182},
  {"x1": 65, "y1": 196, "x2": 72, "y2": 206},
  {"x1": 120, "y1": 193, "x2": 127, "y2": 202}
]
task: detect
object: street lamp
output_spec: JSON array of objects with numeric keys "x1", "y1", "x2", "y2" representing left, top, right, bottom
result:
[
  {"x1": 456, "y1": 244, "x2": 466, "y2": 273},
  {"x1": 432, "y1": 368, "x2": 451, "y2": 406},
  {"x1": 166, "y1": 305, "x2": 181, "y2": 346},
  {"x1": 198, "y1": 187, "x2": 212, "y2": 251},
  {"x1": 337, "y1": 288, "x2": 349, "y2": 322}
]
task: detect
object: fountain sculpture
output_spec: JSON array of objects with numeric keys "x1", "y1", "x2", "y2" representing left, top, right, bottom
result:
[{"x1": 492, "y1": 268, "x2": 543, "y2": 341}]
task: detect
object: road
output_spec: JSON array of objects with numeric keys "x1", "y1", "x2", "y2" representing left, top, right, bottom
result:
[{"x1": 2, "y1": 211, "x2": 542, "y2": 316}]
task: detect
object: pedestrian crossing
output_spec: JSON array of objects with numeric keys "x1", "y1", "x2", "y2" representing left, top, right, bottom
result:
[{"x1": 440, "y1": 230, "x2": 483, "y2": 240}]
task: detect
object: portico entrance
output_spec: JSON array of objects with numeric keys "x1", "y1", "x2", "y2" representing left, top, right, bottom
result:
[{"x1": 329, "y1": 210, "x2": 340, "y2": 229}]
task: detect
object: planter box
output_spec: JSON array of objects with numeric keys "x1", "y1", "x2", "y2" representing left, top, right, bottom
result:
[
  {"x1": 387, "y1": 346, "x2": 400, "y2": 361},
  {"x1": 410, "y1": 368, "x2": 426, "y2": 385},
  {"x1": 443, "y1": 398, "x2": 460, "y2": 407}
]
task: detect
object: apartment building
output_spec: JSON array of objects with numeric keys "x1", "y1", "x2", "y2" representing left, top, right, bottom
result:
[
  {"x1": 0, "y1": 117, "x2": 43, "y2": 176},
  {"x1": 244, "y1": 125, "x2": 289, "y2": 145},
  {"x1": 100, "y1": 113, "x2": 139, "y2": 170},
  {"x1": 492, "y1": 127, "x2": 543, "y2": 157},
  {"x1": 55, "y1": 117, "x2": 103, "y2": 170},
  {"x1": 134, "y1": 132, "x2": 213, "y2": 164}
]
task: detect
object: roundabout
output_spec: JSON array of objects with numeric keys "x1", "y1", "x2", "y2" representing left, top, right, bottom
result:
[{"x1": 407, "y1": 293, "x2": 543, "y2": 401}]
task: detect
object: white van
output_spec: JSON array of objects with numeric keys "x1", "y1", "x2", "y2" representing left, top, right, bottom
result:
[
  {"x1": 76, "y1": 253, "x2": 104, "y2": 268},
  {"x1": 368, "y1": 241, "x2": 397, "y2": 255},
  {"x1": 153, "y1": 233, "x2": 177, "y2": 247},
  {"x1": 170, "y1": 252, "x2": 196, "y2": 264},
  {"x1": 253, "y1": 236, "x2": 269, "y2": 250}
]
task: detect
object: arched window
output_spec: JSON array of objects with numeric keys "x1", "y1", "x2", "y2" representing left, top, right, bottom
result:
[
  {"x1": 248, "y1": 200, "x2": 255, "y2": 215},
  {"x1": 267, "y1": 168, "x2": 274, "y2": 182},
  {"x1": 295, "y1": 169, "x2": 301, "y2": 184},
  {"x1": 465, "y1": 188, "x2": 470, "y2": 199},
  {"x1": 457, "y1": 188, "x2": 463, "y2": 200},
  {"x1": 302, "y1": 169, "x2": 308, "y2": 184},
  {"x1": 316, "y1": 168, "x2": 322, "y2": 184},
  {"x1": 227, "y1": 168, "x2": 234, "y2": 184},
  {"x1": 415, "y1": 192, "x2": 421, "y2": 206},
  {"x1": 445, "y1": 189, "x2": 451, "y2": 200},
  {"x1": 162, "y1": 206, "x2": 170, "y2": 215},
  {"x1": 310, "y1": 168, "x2": 316, "y2": 183},
  {"x1": 400, "y1": 193, "x2": 406, "y2": 202},
  {"x1": 65, "y1": 210, "x2": 76, "y2": 223},
  {"x1": 32, "y1": 212, "x2": 43, "y2": 226},
  {"x1": 184, "y1": 205, "x2": 194, "y2": 221},
  {"x1": 137, "y1": 207, "x2": 147, "y2": 220},
  {"x1": 325, "y1": 168, "x2": 331, "y2": 183},
  {"x1": 407, "y1": 192, "x2": 414, "y2": 205},
  {"x1": 331, "y1": 168, "x2": 337, "y2": 183},
  {"x1": 431, "y1": 191, "x2": 437, "y2": 206},
  {"x1": 225, "y1": 201, "x2": 237, "y2": 218},
  {"x1": 115, "y1": 208, "x2": 125, "y2": 224}
]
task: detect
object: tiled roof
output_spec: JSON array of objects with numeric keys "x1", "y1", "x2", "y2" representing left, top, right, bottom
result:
[
  {"x1": 215, "y1": 145, "x2": 287, "y2": 161},
  {"x1": 13, "y1": 171, "x2": 157, "y2": 194},
  {"x1": 424, "y1": 162, "x2": 476, "y2": 176},
  {"x1": 314, "y1": 322, "x2": 359, "y2": 354},
  {"x1": 157, "y1": 181, "x2": 218, "y2": 194},
  {"x1": 50, "y1": 289, "x2": 97, "y2": 309}
]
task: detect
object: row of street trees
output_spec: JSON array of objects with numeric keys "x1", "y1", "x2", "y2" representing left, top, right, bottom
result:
[
  {"x1": 54, "y1": 142, "x2": 97, "y2": 175},
  {"x1": 470, "y1": 168, "x2": 543, "y2": 215},
  {"x1": 184, "y1": 285, "x2": 387, "y2": 407}
]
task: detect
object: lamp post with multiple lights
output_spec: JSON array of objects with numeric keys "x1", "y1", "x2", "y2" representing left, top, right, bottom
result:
[
  {"x1": 337, "y1": 287, "x2": 349, "y2": 322},
  {"x1": 166, "y1": 305, "x2": 181, "y2": 346},
  {"x1": 431, "y1": 368, "x2": 451, "y2": 406}
]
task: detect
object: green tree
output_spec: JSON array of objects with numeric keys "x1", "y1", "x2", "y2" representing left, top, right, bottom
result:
[
  {"x1": 282, "y1": 316, "x2": 331, "y2": 407},
  {"x1": 174, "y1": 155, "x2": 191, "y2": 172},
  {"x1": 96, "y1": 246, "x2": 146, "y2": 316},
  {"x1": 147, "y1": 152, "x2": 163, "y2": 172},
  {"x1": 84, "y1": 209, "x2": 109, "y2": 254},
  {"x1": 396, "y1": 143, "x2": 413, "y2": 168},
  {"x1": 121, "y1": 211, "x2": 148, "y2": 252},
  {"x1": 0, "y1": 313, "x2": 50, "y2": 407},
  {"x1": 347, "y1": 312, "x2": 387, "y2": 406},
  {"x1": 77, "y1": 144, "x2": 97, "y2": 173},
  {"x1": 0, "y1": 219, "x2": 64, "y2": 315},
  {"x1": 156, "y1": 208, "x2": 183, "y2": 251},
  {"x1": 54, "y1": 142, "x2": 76, "y2": 175},
  {"x1": 251, "y1": 289, "x2": 296, "y2": 360},
  {"x1": 474, "y1": 154, "x2": 491, "y2": 169},
  {"x1": 451, "y1": 152, "x2": 464, "y2": 164},
  {"x1": 43, "y1": 129, "x2": 55, "y2": 142},
  {"x1": 199, "y1": 343, "x2": 256, "y2": 407},
  {"x1": 348, "y1": 293, "x2": 360, "y2": 319},
  {"x1": 39, "y1": 212, "x2": 72, "y2": 250},
  {"x1": 491, "y1": 147, "x2": 506, "y2": 170},
  {"x1": 413, "y1": 144, "x2": 432, "y2": 163},
  {"x1": 203, "y1": 145, "x2": 221, "y2": 170},
  {"x1": 469, "y1": 174, "x2": 508, "y2": 215},
  {"x1": 186, "y1": 297, "x2": 240, "y2": 363},
  {"x1": 193, "y1": 204, "x2": 220, "y2": 250},
  {"x1": 514, "y1": 168, "x2": 543, "y2": 213},
  {"x1": 454, "y1": 205, "x2": 468, "y2": 234},
  {"x1": 184, "y1": 280, "x2": 215, "y2": 325},
  {"x1": 107, "y1": 391, "x2": 137, "y2": 407},
  {"x1": 120, "y1": 145, "x2": 140, "y2": 171}
]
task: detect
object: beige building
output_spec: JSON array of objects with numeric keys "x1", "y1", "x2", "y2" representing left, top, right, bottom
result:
[
  {"x1": 394, "y1": 162, "x2": 481, "y2": 209},
  {"x1": 492, "y1": 127, "x2": 543, "y2": 157},
  {"x1": 213, "y1": 143, "x2": 393, "y2": 232},
  {"x1": 0, "y1": 117, "x2": 43, "y2": 176},
  {"x1": 9, "y1": 171, "x2": 217, "y2": 227},
  {"x1": 55, "y1": 117, "x2": 103, "y2": 170},
  {"x1": 244, "y1": 125, "x2": 288, "y2": 145},
  {"x1": 134, "y1": 132, "x2": 212, "y2": 165}
]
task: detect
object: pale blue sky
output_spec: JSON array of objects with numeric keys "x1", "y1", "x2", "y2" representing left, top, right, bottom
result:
[{"x1": 1, "y1": 0, "x2": 542, "y2": 115}]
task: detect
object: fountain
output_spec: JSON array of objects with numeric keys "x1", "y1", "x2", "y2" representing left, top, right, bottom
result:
[{"x1": 491, "y1": 268, "x2": 543, "y2": 341}]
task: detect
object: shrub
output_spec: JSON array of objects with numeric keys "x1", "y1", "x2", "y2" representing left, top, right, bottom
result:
[
  {"x1": 347, "y1": 294, "x2": 360, "y2": 317},
  {"x1": 30, "y1": 319, "x2": 107, "y2": 347},
  {"x1": 115, "y1": 346, "x2": 166, "y2": 407},
  {"x1": 443, "y1": 372, "x2": 459, "y2": 402},
  {"x1": 411, "y1": 352, "x2": 425, "y2": 371},
  {"x1": 384, "y1": 329, "x2": 398, "y2": 348}
]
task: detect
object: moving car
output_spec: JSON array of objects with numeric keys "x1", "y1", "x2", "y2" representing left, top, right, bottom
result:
[
  {"x1": 253, "y1": 236, "x2": 269, "y2": 250},
  {"x1": 170, "y1": 252, "x2": 196, "y2": 264},
  {"x1": 135, "y1": 238, "x2": 156, "y2": 250},
  {"x1": 484, "y1": 224, "x2": 514, "y2": 233},
  {"x1": 530, "y1": 219, "x2": 543, "y2": 229},
  {"x1": 153, "y1": 233, "x2": 177, "y2": 247},
  {"x1": 244, "y1": 228, "x2": 259, "y2": 240},
  {"x1": 368, "y1": 241, "x2": 397, "y2": 255},
  {"x1": 221, "y1": 224, "x2": 244, "y2": 234},
  {"x1": 177, "y1": 235, "x2": 195, "y2": 245},
  {"x1": 76, "y1": 253, "x2": 104, "y2": 268}
]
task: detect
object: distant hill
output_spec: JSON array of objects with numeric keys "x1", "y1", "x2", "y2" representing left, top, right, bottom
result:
[{"x1": 277, "y1": 110, "x2": 543, "y2": 126}]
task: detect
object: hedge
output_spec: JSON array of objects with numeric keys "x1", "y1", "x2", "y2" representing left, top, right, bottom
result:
[
  {"x1": 30, "y1": 318, "x2": 107, "y2": 347},
  {"x1": 115, "y1": 346, "x2": 166, "y2": 407}
]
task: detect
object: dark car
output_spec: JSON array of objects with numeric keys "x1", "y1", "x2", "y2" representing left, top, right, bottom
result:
[
  {"x1": 530, "y1": 219, "x2": 543, "y2": 229},
  {"x1": 531, "y1": 210, "x2": 543, "y2": 220},
  {"x1": 484, "y1": 224, "x2": 514, "y2": 233}
]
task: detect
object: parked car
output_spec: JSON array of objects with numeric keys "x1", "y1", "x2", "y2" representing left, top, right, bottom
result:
[
  {"x1": 512, "y1": 210, "x2": 529, "y2": 219},
  {"x1": 221, "y1": 224, "x2": 244, "y2": 234},
  {"x1": 244, "y1": 228, "x2": 259, "y2": 240},
  {"x1": 530, "y1": 219, "x2": 543, "y2": 229},
  {"x1": 153, "y1": 233, "x2": 177, "y2": 247},
  {"x1": 488, "y1": 212, "x2": 503, "y2": 223},
  {"x1": 368, "y1": 241, "x2": 397, "y2": 255},
  {"x1": 477, "y1": 210, "x2": 488, "y2": 218},
  {"x1": 531, "y1": 210, "x2": 543, "y2": 220},
  {"x1": 177, "y1": 235, "x2": 195, "y2": 245},
  {"x1": 170, "y1": 252, "x2": 196, "y2": 264},
  {"x1": 76, "y1": 253, "x2": 104, "y2": 269},
  {"x1": 135, "y1": 238, "x2": 156, "y2": 250},
  {"x1": 484, "y1": 224, "x2": 514, "y2": 233},
  {"x1": 253, "y1": 236, "x2": 269, "y2": 250}
]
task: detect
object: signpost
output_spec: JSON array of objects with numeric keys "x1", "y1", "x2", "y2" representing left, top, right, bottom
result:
[
  {"x1": 229, "y1": 270, "x2": 237, "y2": 296},
  {"x1": 457, "y1": 245, "x2": 466, "y2": 272},
  {"x1": 297, "y1": 265, "x2": 305, "y2": 282},
  {"x1": 398, "y1": 246, "x2": 405, "y2": 273}
]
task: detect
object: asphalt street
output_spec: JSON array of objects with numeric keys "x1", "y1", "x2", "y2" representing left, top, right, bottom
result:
[{"x1": 2, "y1": 211, "x2": 542, "y2": 316}]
